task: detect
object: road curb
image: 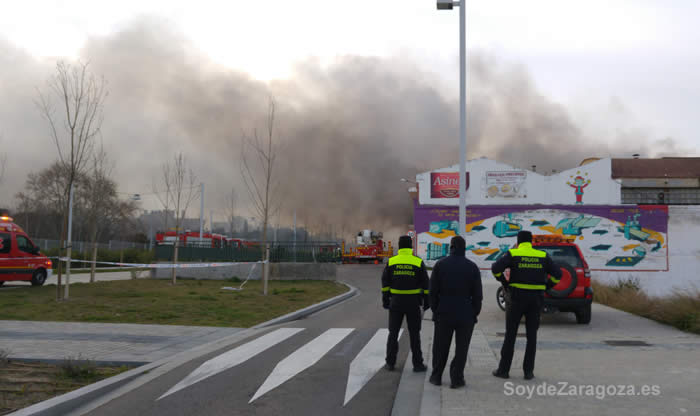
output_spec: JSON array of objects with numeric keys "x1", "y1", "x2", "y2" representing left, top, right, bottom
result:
[
  {"x1": 9, "y1": 281, "x2": 357, "y2": 416},
  {"x1": 252, "y1": 281, "x2": 358, "y2": 329},
  {"x1": 391, "y1": 319, "x2": 440, "y2": 416}
]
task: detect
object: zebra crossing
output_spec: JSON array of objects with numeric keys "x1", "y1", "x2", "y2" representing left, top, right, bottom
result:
[{"x1": 159, "y1": 327, "x2": 404, "y2": 406}]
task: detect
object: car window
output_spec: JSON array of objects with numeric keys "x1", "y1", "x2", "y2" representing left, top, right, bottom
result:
[
  {"x1": 536, "y1": 245, "x2": 583, "y2": 268},
  {"x1": 0, "y1": 233, "x2": 11, "y2": 254},
  {"x1": 16, "y1": 235, "x2": 36, "y2": 254}
]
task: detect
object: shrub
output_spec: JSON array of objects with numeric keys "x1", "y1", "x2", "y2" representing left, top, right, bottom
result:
[
  {"x1": 60, "y1": 355, "x2": 98, "y2": 381},
  {"x1": 593, "y1": 279, "x2": 700, "y2": 335},
  {"x1": 0, "y1": 348, "x2": 9, "y2": 367}
]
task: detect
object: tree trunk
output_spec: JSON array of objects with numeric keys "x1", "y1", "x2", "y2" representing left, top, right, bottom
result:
[
  {"x1": 55, "y1": 197, "x2": 70, "y2": 301},
  {"x1": 89, "y1": 225, "x2": 98, "y2": 283},
  {"x1": 89, "y1": 241, "x2": 98, "y2": 283},
  {"x1": 261, "y1": 221, "x2": 268, "y2": 295},
  {"x1": 171, "y1": 243, "x2": 179, "y2": 285}
]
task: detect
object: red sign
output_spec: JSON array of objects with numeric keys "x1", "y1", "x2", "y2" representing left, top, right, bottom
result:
[{"x1": 430, "y1": 172, "x2": 469, "y2": 198}]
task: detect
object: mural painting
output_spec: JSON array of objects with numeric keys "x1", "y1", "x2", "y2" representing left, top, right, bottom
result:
[{"x1": 415, "y1": 204, "x2": 668, "y2": 271}]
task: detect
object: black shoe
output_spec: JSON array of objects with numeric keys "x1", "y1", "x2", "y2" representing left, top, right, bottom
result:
[
  {"x1": 413, "y1": 363, "x2": 427, "y2": 373},
  {"x1": 492, "y1": 369, "x2": 509, "y2": 379},
  {"x1": 384, "y1": 363, "x2": 395, "y2": 371},
  {"x1": 524, "y1": 372, "x2": 535, "y2": 380},
  {"x1": 450, "y1": 379, "x2": 466, "y2": 389},
  {"x1": 428, "y1": 374, "x2": 441, "y2": 386}
]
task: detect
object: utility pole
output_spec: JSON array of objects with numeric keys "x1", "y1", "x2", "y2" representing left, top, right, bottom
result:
[{"x1": 293, "y1": 209, "x2": 297, "y2": 263}]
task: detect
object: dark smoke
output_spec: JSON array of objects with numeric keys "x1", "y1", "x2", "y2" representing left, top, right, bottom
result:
[{"x1": 0, "y1": 19, "x2": 695, "y2": 239}]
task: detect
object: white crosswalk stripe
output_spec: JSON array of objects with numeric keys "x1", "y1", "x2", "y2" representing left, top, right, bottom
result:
[
  {"x1": 159, "y1": 327, "x2": 418, "y2": 405},
  {"x1": 344, "y1": 328, "x2": 402, "y2": 406},
  {"x1": 249, "y1": 328, "x2": 355, "y2": 403},
  {"x1": 158, "y1": 328, "x2": 305, "y2": 400}
]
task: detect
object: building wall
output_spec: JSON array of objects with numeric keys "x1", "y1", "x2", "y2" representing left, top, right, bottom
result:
[
  {"x1": 416, "y1": 157, "x2": 621, "y2": 206},
  {"x1": 413, "y1": 158, "x2": 698, "y2": 296},
  {"x1": 414, "y1": 204, "x2": 698, "y2": 296},
  {"x1": 415, "y1": 204, "x2": 668, "y2": 270},
  {"x1": 595, "y1": 205, "x2": 700, "y2": 296}
]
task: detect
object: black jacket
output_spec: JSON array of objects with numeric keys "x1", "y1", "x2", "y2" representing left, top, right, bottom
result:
[
  {"x1": 429, "y1": 245, "x2": 483, "y2": 324},
  {"x1": 381, "y1": 248, "x2": 430, "y2": 311},
  {"x1": 491, "y1": 242, "x2": 562, "y2": 290}
]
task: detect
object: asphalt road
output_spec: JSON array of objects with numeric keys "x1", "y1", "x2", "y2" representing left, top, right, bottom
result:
[{"x1": 86, "y1": 265, "x2": 410, "y2": 416}]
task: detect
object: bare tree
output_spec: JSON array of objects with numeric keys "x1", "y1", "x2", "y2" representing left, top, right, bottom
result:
[
  {"x1": 159, "y1": 153, "x2": 198, "y2": 284},
  {"x1": 240, "y1": 97, "x2": 282, "y2": 295},
  {"x1": 36, "y1": 60, "x2": 107, "y2": 300},
  {"x1": 153, "y1": 178, "x2": 171, "y2": 234},
  {"x1": 80, "y1": 145, "x2": 117, "y2": 283},
  {"x1": 226, "y1": 188, "x2": 237, "y2": 236}
]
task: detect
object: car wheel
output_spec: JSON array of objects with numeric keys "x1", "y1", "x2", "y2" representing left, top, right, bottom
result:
[
  {"x1": 575, "y1": 304, "x2": 591, "y2": 324},
  {"x1": 31, "y1": 269, "x2": 47, "y2": 286},
  {"x1": 496, "y1": 286, "x2": 507, "y2": 311},
  {"x1": 547, "y1": 263, "x2": 577, "y2": 298}
]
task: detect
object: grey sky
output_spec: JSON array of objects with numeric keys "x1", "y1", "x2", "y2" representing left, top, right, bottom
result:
[{"x1": 0, "y1": 1, "x2": 698, "y2": 229}]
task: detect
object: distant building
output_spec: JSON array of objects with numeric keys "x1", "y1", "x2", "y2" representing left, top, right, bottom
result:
[{"x1": 613, "y1": 157, "x2": 700, "y2": 205}]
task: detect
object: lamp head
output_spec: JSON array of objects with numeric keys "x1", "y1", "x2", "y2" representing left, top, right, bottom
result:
[{"x1": 437, "y1": 0, "x2": 455, "y2": 10}]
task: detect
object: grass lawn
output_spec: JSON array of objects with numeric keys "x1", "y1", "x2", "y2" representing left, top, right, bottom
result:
[
  {"x1": 592, "y1": 278, "x2": 700, "y2": 335},
  {"x1": 0, "y1": 279, "x2": 348, "y2": 328}
]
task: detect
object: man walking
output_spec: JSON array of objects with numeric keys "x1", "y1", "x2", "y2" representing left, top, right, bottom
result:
[
  {"x1": 382, "y1": 235, "x2": 430, "y2": 372},
  {"x1": 491, "y1": 231, "x2": 562, "y2": 380},
  {"x1": 428, "y1": 235, "x2": 482, "y2": 388}
]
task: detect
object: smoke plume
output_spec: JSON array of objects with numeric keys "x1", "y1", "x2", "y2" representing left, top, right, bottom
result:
[{"x1": 0, "y1": 19, "x2": 694, "y2": 239}]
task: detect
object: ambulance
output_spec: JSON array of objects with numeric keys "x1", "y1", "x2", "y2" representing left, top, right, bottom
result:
[{"x1": 0, "y1": 216, "x2": 52, "y2": 286}]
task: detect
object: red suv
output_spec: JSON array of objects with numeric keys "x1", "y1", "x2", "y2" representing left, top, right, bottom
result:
[
  {"x1": 0, "y1": 216, "x2": 52, "y2": 286},
  {"x1": 496, "y1": 235, "x2": 593, "y2": 324}
]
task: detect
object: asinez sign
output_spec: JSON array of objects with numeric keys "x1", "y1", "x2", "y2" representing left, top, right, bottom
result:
[
  {"x1": 430, "y1": 172, "x2": 470, "y2": 198},
  {"x1": 485, "y1": 171, "x2": 527, "y2": 198}
]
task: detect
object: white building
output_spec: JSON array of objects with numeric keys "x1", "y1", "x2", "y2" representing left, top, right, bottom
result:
[{"x1": 412, "y1": 157, "x2": 700, "y2": 296}]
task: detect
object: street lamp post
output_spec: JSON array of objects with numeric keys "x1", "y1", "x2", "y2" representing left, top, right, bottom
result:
[{"x1": 437, "y1": 0, "x2": 468, "y2": 238}]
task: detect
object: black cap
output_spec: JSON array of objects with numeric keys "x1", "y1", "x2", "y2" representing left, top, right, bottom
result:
[
  {"x1": 398, "y1": 235, "x2": 413, "y2": 249},
  {"x1": 517, "y1": 230, "x2": 533, "y2": 245}
]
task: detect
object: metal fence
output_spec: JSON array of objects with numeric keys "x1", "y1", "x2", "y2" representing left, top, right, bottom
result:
[
  {"x1": 33, "y1": 239, "x2": 152, "y2": 252},
  {"x1": 154, "y1": 241, "x2": 341, "y2": 263}
]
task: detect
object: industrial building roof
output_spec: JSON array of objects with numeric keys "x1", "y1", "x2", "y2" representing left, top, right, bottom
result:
[{"x1": 612, "y1": 158, "x2": 700, "y2": 179}]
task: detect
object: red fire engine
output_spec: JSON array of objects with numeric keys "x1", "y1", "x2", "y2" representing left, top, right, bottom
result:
[
  {"x1": 341, "y1": 230, "x2": 393, "y2": 264},
  {"x1": 155, "y1": 231, "x2": 228, "y2": 248}
]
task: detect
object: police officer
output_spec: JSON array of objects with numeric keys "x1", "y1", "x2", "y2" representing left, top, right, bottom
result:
[
  {"x1": 428, "y1": 235, "x2": 482, "y2": 388},
  {"x1": 382, "y1": 235, "x2": 430, "y2": 372},
  {"x1": 491, "y1": 231, "x2": 562, "y2": 380}
]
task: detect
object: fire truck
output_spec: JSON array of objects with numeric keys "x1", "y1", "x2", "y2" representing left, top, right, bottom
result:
[
  {"x1": 155, "y1": 231, "x2": 228, "y2": 248},
  {"x1": 0, "y1": 216, "x2": 52, "y2": 286},
  {"x1": 341, "y1": 230, "x2": 393, "y2": 264}
]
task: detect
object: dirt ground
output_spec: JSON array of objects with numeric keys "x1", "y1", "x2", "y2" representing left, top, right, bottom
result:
[{"x1": 0, "y1": 360, "x2": 129, "y2": 415}]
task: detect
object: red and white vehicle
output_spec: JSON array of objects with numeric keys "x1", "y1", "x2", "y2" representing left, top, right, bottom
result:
[
  {"x1": 155, "y1": 231, "x2": 228, "y2": 248},
  {"x1": 341, "y1": 230, "x2": 393, "y2": 264},
  {"x1": 0, "y1": 216, "x2": 52, "y2": 286}
]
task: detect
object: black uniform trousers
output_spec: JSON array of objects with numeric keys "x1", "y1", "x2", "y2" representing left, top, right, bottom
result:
[
  {"x1": 431, "y1": 320, "x2": 475, "y2": 382},
  {"x1": 386, "y1": 307, "x2": 424, "y2": 367},
  {"x1": 497, "y1": 288, "x2": 543, "y2": 375}
]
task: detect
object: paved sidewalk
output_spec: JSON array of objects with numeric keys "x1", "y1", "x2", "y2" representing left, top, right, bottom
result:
[
  {"x1": 417, "y1": 277, "x2": 700, "y2": 416},
  {"x1": 0, "y1": 320, "x2": 242, "y2": 365}
]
